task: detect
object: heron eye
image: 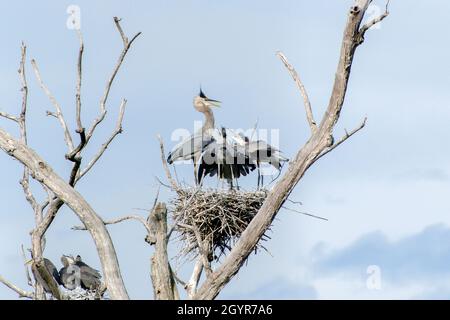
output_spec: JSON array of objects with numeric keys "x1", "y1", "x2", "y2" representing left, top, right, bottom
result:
[{"x1": 211, "y1": 152, "x2": 216, "y2": 157}]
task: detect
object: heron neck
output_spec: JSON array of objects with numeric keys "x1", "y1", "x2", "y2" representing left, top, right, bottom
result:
[{"x1": 202, "y1": 108, "x2": 215, "y2": 131}]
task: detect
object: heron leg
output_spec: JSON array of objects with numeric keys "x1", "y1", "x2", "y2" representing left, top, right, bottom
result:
[
  {"x1": 257, "y1": 168, "x2": 261, "y2": 190},
  {"x1": 194, "y1": 163, "x2": 199, "y2": 186}
]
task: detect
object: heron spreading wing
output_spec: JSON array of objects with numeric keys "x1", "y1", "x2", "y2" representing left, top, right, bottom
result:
[{"x1": 167, "y1": 89, "x2": 288, "y2": 187}]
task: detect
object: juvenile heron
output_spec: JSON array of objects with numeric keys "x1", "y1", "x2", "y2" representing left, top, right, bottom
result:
[
  {"x1": 59, "y1": 255, "x2": 76, "y2": 290},
  {"x1": 59, "y1": 255, "x2": 101, "y2": 291},
  {"x1": 74, "y1": 255, "x2": 102, "y2": 290}
]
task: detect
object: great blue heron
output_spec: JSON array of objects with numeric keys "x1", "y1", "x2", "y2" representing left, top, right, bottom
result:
[
  {"x1": 167, "y1": 88, "x2": 223, "y2": 183},
  {"x1": 59, "y1": 255, "x2": 101, "y2": 291},
  {"x1": 31, "y1": 258, "x2": 61, "y2": 293},
  {"x1": 167, "y1": 89, "x2": 287, "y2": 187},
  {"x1": 59, "y1": 255, "x2": 76, "y2": 290},
  {"x1": 74, "y1": 255, "x2": 102, "y2": 290}
]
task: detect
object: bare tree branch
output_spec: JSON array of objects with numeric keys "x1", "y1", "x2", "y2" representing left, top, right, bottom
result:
[
  {"x1": 31, "y1": 59, "x2": 75, "y2": 152},
  {"x1": 178, "y1": 222, "x2": 213, "y2": 278},
  {"x1": 12, "y1": 43, "x2": 47, "y2": 299},
  {"x1": 0, "y1": 275, "x2": 34, "y2": 299},
  {"x1": 359, "y1": 0, "x2": 390, "y2": 39},
  {"x1": 72, "y1": 213, "x2": 151, "y2": 234},
  {"x1": 75, "y1": 30, "x2": 84, "y2": 134},
  {"x1": 76, "y1": 99, "x2": 127, "y2": 182},
  {"x1": 0, "y1": 111, "x2": 19, "y2": 122},
  {"x1": 85, "y1": 17, "x2": 141, "y2": 145},
  {"x1": 21, "y1": 245, "x2": 33, "y2": 287},
  {"x1": 276, "y1": 51, "x2": 317, "y2": 133},
  {"x1": 315, "y1": 117, "x2": 367, "y2": 162},
  {"x1": 157, "y1": 135, "x2": 179, "y2": 190},
  {"x1": 194, "y1": 0, "x2": 387, "y2": 300},
  {"x1": 186, "y1": 259, "x2": 203, "y2": 299}
]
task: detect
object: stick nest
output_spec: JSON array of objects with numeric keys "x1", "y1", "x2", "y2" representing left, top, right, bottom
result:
[{"x1": 171, "y1": 188, "x2": 270, "y2": 262}]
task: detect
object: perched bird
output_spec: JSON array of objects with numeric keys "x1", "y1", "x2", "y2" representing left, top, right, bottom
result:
[
  {"x1": 74, "y1": 255, "x2": 102, "y2": 290},
  {"x1": 167, "y1": 88, "x2": 223, "y2": 183},
  {"x1": 59, "y1": 255, "x2": 102, "y2": 291},
  {"x1": 31, "y1": 258, "x2": 61, "y2": 293},
  {"x1": 167, "y1": 89, "x2": 287, "y2": 188},
  {"x1": 59, "y1": 255, "x2": 77, "y2": 290}
]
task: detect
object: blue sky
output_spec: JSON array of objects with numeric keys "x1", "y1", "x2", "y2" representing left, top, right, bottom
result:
[{"x1": 1, "y1": 0, "x2": 450, "y2": 299}]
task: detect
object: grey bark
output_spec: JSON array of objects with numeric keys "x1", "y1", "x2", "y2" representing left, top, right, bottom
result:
[
  {"x1": 0, "y1": 129, "x2": 129, "y2": 300},
  {"x1": 148, "y1": 203, "x2": 179, "y2": 300}
]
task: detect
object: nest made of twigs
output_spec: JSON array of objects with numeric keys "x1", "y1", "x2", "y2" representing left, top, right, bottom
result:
[{"x1": 171, "y1": 188, "x2": 270, "y2": 262}]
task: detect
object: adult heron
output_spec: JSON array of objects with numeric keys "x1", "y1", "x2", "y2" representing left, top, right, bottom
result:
[
  {"x1": 74, "y1": 255, "x2": 102, "y2": 290},
  {"x1": 167, "y1": 89, "x2": 287, "y2": 187}
]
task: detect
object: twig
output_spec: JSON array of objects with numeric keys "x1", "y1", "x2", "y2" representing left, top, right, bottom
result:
[
  {"x1": 45, "y1": 110, "x2": 57, "y2": 118},
  {"x1": 186, "y1": 258, "x2": 203, "y2": 299},
  {"x1": 277, "y1": 51, "x2": 317, "y2": 133},
  {"x1": 282, "y1": 206, "x2": 328, "y2": 221},
  {"x1": 0, "y1": 111, "x2": 18, "y2": 122},
  {"x1": 358, "y1": 0, "x2": 390, "y2": 40},
  {"x1": 166, "y1": 186, "x2": 202, "y2": 241},
  {"x1": 76, "y1": 99, "x2": 127, "y2": 182},
  {"x1": 315, "y1": 117, "x2": 367, "y2": 161},
  {"x1": 0, "y1": 275, "x2": 34, "y2": 299},
  {"x1": 72, "y1": 213, "x2": 151, "y2": 234},
  {"x1": 65, "y1": 29, "x2": 86, "y2": 187},
  {"x1": 151, "y1": 185, "x2": 161, "y2": 212},
  {"x1": 31, "y1": 59, "x2": 75, "y2": 151},
  {"x1": 75, "y1": 30, "x2": 84, "y2": 134},
  {"x1": 85, "y1": 17, "x2": 141, "y2": 145},
  {"x1": 179, "y1": 222, "x2": 213, "y2": 277},
  {"x1": 21, "y1": 245, "x2": 33, "y2": 287},
  {"x1": 157, "y1": 135, "x2": 179, "y2": 190},
  {"x1": 287, "y1": 198, "x2": 303, "y2": 206},
  {"x1": 172, "y1": 270, "x2": 187, "y2": 288},
  {"x1": 113, "y1": 17, "x2": 141, "y2": 47}
]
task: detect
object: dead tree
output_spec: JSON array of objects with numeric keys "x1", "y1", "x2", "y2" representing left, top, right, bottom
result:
[
  {"x1": 0, "y1": 17, "x2": 140, "y2": 300},
  {"x1": 0, "y1": 0, "x2": 389, "y2": 300}
]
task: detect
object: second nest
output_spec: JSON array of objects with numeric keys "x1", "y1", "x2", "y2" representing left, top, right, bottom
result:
[{"x1": 171, "y1": 188, "x2": 269, "y2": 262}]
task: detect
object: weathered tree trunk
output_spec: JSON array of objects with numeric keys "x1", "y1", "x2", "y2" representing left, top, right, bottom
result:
[{"x1": 148, "y1": 203, "x2": 179, "y2": 300}]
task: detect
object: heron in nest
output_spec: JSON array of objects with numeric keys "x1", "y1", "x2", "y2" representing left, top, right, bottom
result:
[
  {"x1": 167, "y1": 88, "x2": 288, "y2": 188},
  {"x1": 59, "y1": 255, "x2": 102, "y2": 291}
]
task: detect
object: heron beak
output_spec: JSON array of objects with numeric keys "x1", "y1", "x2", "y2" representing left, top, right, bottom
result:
[{"x1": 206, "y1": 98, "x2": 221, "y2": 107}]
